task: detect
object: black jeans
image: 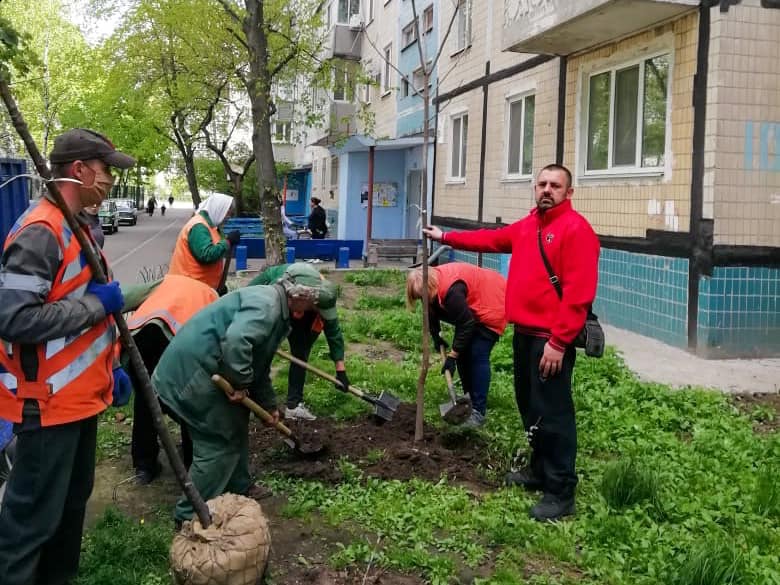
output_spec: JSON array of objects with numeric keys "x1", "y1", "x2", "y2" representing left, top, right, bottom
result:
[
  {"x1": 0, "y1": 410, "x2": 97, "y2": 585},
  {"x1": 286, "y1": 314, "x2": 322, "y2": 409},
  {"x1": 456, "y1": 329, "x2": 498, "y2": 415},
  {"x1": 130, "y1": 326, "x2": 192, "y2": 472},
  {"x1": 513, "y1": 331, "x2": 578, "y2": 496}
]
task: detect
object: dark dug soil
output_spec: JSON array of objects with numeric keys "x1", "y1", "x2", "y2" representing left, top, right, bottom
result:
[
  {"x1": 732, "y1": 392, "x2": 780, "y2": 433},
  {"x1": 278, "y1": 566, "x2": 424, "y2": 585},
  {"x1": 248, "y1": 403, "x2": 496, "y2": 488}
]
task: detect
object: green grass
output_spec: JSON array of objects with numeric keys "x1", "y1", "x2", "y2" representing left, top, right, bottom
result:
[
  {"x1": 85, "y1": 272, "x2": 780, "y2": 585},
  {"x1": 343, "y1": 269, "x2": 406, "y2": 287}
]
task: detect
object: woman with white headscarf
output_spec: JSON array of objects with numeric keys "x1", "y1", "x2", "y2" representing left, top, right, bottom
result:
[{"x1": 168, "y1": 193, "x2": 240, "y2": 291}]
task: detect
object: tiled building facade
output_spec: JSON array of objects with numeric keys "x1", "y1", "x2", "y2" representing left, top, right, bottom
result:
[{"x1": 432, "y1": 0, "x2": 780, "y2": 357}]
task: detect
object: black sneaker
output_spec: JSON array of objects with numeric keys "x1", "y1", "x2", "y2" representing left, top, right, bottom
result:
[
  {"x1": 529, "y1": 492, "x2": 576, "y2": 522},
  {"x1": 505, "y1": 467, "x2": 545, "y2": 491},
  {"x1": 134, "y1": 461, "x2": 162, "y2": 486}
]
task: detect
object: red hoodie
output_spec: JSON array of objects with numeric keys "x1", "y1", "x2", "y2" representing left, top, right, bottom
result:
[{"x1": 442, "y1": 199, "x2": 599, "y2": 351}]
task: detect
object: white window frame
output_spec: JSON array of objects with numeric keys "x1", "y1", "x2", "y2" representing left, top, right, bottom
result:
[
  {"x1": 382, "y1": 44, "x2": 392, "y2": 95},
  {"x1": 579, "y1": 48, "x2": 673, "y2": 179},
  {"x1": 336, "y1": 0, "x2": 361, "y2": 24},
  {"x1": 449, "y1": 111, "x2": 468, "y2": 182},
  {"x1": 272, "y1": 120, "x2": 292, "y2": 144},
  {"x1": 321, "y1": 157, "x2": 327, "y2": 187},
  {"x1": 423, "y1": 5, "x2": 434, "y2": 33},
  {"x1": 367, "y1": 0, "x2": 375, "y2": 23},
  {"x1": 332, "y1": 65, "x2": 353, "y2": 102},
  {"x1": 402, "y1": 21, "x2": 418, "y2": 49},
  {"x1": 453, "y1": 0, "x2": 471, "y2": 53},
  {"x1": 504, "y1": 92, "x2": 535, "y2": 180}
]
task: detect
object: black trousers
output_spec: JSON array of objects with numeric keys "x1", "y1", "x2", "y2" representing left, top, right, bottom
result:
[
  {"x1": 513, "y1": 332, "x2": 578, "y2": 496},
  {"x1": 286, "y1": 314, "x2": 322, "y2": 409},
  {"x1": 130, "y1": 326, "x2": 192, "y2": 472},
  {"x1": 0, "y1": 410, "x2": 97, "y2": 585}
]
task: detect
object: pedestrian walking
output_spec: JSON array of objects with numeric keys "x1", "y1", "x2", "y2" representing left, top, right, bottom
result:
[
  {"x1": 249, "y1": 264, "x2": 348, "y2": 421},
  {"x1": 168, "y1": 193, "x2": 240, "y2": 294},
  {"x1": 406, "y1": 263, "x2": 507, "y2": 427},
  {"x1": 423, "y1": 164, "x2": 600, "y2": 521},
  {"x1": 152, "y1": 267, "x2": 337, "y2": 526},
  {"x1": 308, "y1": 197, "x2": 328, "y2": 239},
  {"x1": 0, "y1": 128, "x2": 134, "y2": 584}
]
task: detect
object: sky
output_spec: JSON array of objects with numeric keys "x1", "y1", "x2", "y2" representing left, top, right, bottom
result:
[{"x1": 62, "y1": 0, "x2": 127, "y2": 45}]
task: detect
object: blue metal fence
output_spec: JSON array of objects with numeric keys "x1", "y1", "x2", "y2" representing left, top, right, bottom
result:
[{"x1": 0, "y1": 158, "x2": 30, "y2": 245}]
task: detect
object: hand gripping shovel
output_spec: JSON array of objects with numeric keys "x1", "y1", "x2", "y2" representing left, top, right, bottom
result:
[
  {"x1": 439, "y1": 348, "x2": 472, "y2": 424},
  {"x1": 211, "y1": 374, "x2": 325, "y2": 457},
  {"x1": 275, "y1": 350, "x2": 400, "y2": 422}
]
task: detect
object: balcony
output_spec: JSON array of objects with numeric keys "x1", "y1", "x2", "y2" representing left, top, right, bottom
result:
[
  {"x1": 502, "y1": 0, "x2": 699, "y2": 55},
  {"x1": 308, "y1": 100, "x2": 358, "y2": 147},
  {"x1": 325, "y1": 23, "x2": 362, "y2": 61}
]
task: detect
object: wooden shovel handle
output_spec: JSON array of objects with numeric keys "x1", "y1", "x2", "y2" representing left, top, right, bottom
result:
[
  {"x1": 211, "y1": 374, "x2": 293, "y2": 438},
  {"x1": 275, "y1": 349, "x2": 365, "y2": 398},
  {"x1": 440, "y1": 348, "x2": 457, "y2": 400}
]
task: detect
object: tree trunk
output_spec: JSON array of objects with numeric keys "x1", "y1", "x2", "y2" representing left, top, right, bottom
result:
[
  {"x1": 244, "y1": 0, "x2": 283, "y2": 264},
  {"x1": 182, "y1": 147, "x2": 201, "y2": 209}
]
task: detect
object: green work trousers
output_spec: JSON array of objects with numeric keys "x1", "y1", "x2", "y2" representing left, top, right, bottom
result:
[{"x1": 174, "y1": 409, "x2": 252, "y2": 522}]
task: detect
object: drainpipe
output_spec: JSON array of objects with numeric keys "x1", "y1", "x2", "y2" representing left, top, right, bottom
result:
[
  {"x1": 477, "y1": 61, "x2": 490, "y2": 266},
  {"x1": 687, "y1": 1, "x2": 714, "y2": 350},
  {"x1": 366, "y1": 144, "x2": 376, "y2": 252},
  {"x1": 555, "y1": 56, "x2": 567, "y2": 164}
]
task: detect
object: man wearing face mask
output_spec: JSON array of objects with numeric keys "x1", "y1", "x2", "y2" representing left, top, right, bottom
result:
[{"x1": 0, "y1": 128, "x2": 135, "y2": 585}]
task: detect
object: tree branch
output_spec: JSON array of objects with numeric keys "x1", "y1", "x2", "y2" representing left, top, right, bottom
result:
[{"x1": 214, "y1": 0, "x2": 242, "y2": 25}]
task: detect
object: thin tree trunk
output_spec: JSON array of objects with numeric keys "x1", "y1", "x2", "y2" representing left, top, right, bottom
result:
[
  {"x1": 182, "y1": 148, "x2": 201, "y2": 208},
  {"x1": 245, "y1": 0, "x2": 283, "y2": 264}
]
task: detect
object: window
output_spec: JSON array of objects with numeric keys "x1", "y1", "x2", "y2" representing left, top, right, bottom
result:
[
  {"x1": 337, "y1": 0, "x2": 360, "y2": 23},
  {"x1": 423, "y1": 5, "x2": 434, "y2": 33},
  {"x1": 321, "y1": 157, "x2": 327, "y2": 187},
  {"x1": 333, "y1": 64, "x2": 354, "y2": 101},
  {"x1": 455, "y1": 0, "x2": 471, "y2": 52},
  {"x1": 402, "y1": 21, "x2": 417, "y2": 49},
  {"x1": 401, "y1": 77, "x2": 410, "y2": 98},
  {"x1": 326, "y1": 3, "x2": 332, "y2": 28},
  {"x1": 585, "y1": 53, "x2": 670, "y2": 173},
  {"x1": 382, "y1": 44, "x2": 392, "y2": 94},
  {"x1": 450, "y1": 113, "x2": 468, "y2": 179},
  {"x1": 330, "y1": 156, "x2": 339, "y2": 189},
  {"x1": 272, "y1": 121, "x2": 292, "y2": 143},
  {"x1": 506, "y1": 94, "x2": 535, "y2": 177},
  {"x1": 368, "y1": 0, "x2": 375, "y2": 22}
]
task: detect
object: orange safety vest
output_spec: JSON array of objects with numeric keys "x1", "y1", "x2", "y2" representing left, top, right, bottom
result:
[
  {"x1": 168, "y1": 213, "x2": 224, "y2": 288},
  {"x1": 0, "y1": 199, "x2": 116, "y2": 426},
  {"x1": 434, "y1": 263, "x2": 508, "y2": 335},
  {"x1": 127, "y1": 274, "x2": 218, "y2": 336}
]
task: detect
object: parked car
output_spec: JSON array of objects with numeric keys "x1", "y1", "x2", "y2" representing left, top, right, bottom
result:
[
  {"x1": 115, "y1": 198, "x2": 138, "y2": 225},
  {"x1": 99, "y1": 200, "x2": 119, "y2": 234}
]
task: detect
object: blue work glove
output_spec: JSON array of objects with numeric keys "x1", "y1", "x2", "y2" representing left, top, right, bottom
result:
[
  {"x1": 335, "y1": 370, "x2": 350, "y2": 392},
  {"x1": 86, "y1": 281, "x2": 124, "y2": 315},
  {"x1": 112, "y1": 367, "x2": 132, "y2": 407},
  {"x1": 441, "y1": 355, "x2": 457, "y2": 377}
]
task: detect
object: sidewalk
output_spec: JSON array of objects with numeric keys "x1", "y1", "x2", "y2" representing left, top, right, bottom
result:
[{"x1": 604, "y1": 325, "x2": 780, "y2": 395}]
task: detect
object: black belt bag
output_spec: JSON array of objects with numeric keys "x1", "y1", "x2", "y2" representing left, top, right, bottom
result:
[{"x1": 537, "y1": 228, "x2": 604, "y2": 358}]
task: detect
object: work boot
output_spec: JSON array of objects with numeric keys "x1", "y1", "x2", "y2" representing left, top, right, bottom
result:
[
  {"x1": 505, "y1": 466, "x2": 545, "y2": 491},
  {"x1": 135, "y1": 461, "x2": 162, "y2": 486},
  {"x1": 285, "y1": 403, "x2": 317, "y2": 421},
  {"x1": 244, "y1": 483, "x2": 273, "y2": 500},
  {"x1": 461, "y1": 410, "x2": 485, "y2": 428},
  {"x1": 529, "y1": 491, "x2": 576, "y2": 522}
]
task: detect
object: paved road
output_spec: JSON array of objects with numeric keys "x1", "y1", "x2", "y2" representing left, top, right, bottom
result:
[{"x1": 102, "y1": 205, "x2": 190, "y2": 285}]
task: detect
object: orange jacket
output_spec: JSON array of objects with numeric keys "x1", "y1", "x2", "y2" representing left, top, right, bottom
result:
[
  {"x1": 127, "y1": 274, "x2": 218, "y2": 336},
  {"x1": 434, "y1": 263, "x2": 508, "y2": 335},
  {"x1": 168, "y1": 214, "x2": 224, "y2": 288},
  {"x1": 0, "y1": 200, "x2": 115, "y2": 426}
]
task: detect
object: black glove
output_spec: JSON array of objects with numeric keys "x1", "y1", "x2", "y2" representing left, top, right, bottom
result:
[
  {"x1": 335, "y1": 370, "x2": 350, "y2": 392},
  {"x1": 226, "y1": 230, "x2": 241, "y2": 246},
  {"x1": 441, "y1": 355, "x2": 457, "y2": 377},
  {"x1": 216, "y1": 284, "x2": 228, "y2": 297},
  {"x1": 432, "y1": 333, "x2": 449, "y2": 353}
]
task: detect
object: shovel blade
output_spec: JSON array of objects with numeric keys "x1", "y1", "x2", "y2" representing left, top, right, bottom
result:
[
  {"x1": 439, "y1": 400, "x2": 472, "y2": 425},
  {"x1": 373, "y1": 402, "x2": 395, "y2": 422},
  {"x1": 377, "y1": 391, "x2": 401, "y2": 412}
]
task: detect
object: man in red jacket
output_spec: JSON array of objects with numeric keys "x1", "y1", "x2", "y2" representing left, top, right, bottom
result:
[{"x1": 423, "y1": 164, "x2": 599, "y2": 521}]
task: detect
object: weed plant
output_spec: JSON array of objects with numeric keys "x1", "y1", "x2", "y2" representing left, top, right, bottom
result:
[
  {"x1": 673, "y1": 539, "x2": 746, "y2": 585},
  {"x1": 600, "y1": 459, "x2": 660, "y2": 510}
]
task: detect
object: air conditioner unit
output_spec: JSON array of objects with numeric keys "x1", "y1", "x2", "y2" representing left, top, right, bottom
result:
[{"x1": 349, "y1": 13, "x2": 362, "y2": 28}]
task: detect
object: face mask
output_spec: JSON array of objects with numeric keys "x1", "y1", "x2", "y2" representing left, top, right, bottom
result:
[{"x1": 78, "y1": 164, "x2": 114, "y2": 207}]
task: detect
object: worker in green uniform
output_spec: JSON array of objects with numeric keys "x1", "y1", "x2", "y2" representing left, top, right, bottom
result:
[
  {"x1": 249, "y1": 264, "x2": 349, "y2": 421},
  {"x1": 152, "y1": 264, "x2": 337, "y2": 526}
]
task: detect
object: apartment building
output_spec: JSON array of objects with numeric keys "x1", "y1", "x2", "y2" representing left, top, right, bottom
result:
[{"x1": 434, "y1": 0, "x2": 780, "y2": 357}]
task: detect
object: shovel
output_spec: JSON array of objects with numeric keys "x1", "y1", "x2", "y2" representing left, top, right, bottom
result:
[
  {"x1": 211, "y1": 374, "x2": 325, "y2": 457},
  {"x1": 439, "y1": 348, "x2": 472, "y2": 424},
  {"x1": 275, "y1": 350, "x2": 400, "y2": 422}
]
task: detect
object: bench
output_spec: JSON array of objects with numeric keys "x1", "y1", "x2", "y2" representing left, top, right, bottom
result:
[{"x1": 366, "y1": 239, "x2": 422, "y2": 266}]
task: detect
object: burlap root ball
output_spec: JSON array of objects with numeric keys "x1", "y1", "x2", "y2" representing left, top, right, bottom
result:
[{"x1": 170, "y1": 493, "x2": 271, "y2": 585}]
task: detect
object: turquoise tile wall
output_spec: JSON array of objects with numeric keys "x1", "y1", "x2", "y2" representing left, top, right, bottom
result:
[
  {"x1": 697, "y1": 266, "x2": 780, "y2": 357},
  {"x1": 594, "y1": 249, "x2": 689, "y2": 348}
]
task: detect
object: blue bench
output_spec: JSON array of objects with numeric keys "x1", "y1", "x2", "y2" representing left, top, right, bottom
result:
[{"x1": 237, "y1": 238, "x2": 364, "y2": 261}]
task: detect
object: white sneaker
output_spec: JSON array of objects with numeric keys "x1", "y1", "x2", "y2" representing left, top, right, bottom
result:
[{"x1": 285, "y1": 403, "x2": 317, "y2": 421}]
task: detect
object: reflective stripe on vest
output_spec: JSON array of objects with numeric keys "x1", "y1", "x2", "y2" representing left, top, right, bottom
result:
[
  {"x1": 167, "y1": 214, "x2": 224, "y2": 288},
  {"x1": 434, "y1": 263, "x2": 508, "y2": 335},
  {"x1": 127, "y1": 274, "x2": 218, "y2": 336},
  {"x1": 0, "y1": 199, "x2": 114, "y2": 426}
]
